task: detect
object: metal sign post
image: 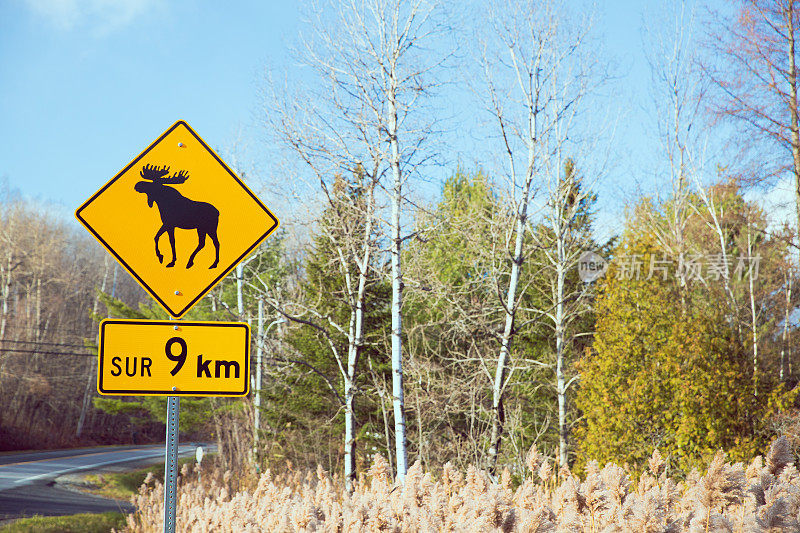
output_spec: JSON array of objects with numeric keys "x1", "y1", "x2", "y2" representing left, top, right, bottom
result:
[
  {"x1": 164, "y1": 314, "x2": 180, "y2": 533},
  {"x1": 163, "y1": 395, "x2": 179, "y2": 533}
]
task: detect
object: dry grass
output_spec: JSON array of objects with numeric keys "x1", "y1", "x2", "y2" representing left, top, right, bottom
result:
[{"x1": 121, "y1": 438, "x2": 800, "y2": 532}]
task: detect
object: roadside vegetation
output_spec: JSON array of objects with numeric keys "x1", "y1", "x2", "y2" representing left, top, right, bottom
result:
[
  {"x1": 123, "y1": 438, "x2": 798, "y2": 531},
  {"x1": 75, "y1": 457, "x2": 197, "y2": 501},
  {"x1": 0, "y1": 512, "x2": 125, "y2": 533}
]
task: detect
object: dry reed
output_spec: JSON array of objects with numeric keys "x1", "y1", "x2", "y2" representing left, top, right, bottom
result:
[{"x1": 121, "y1": 437, "x2": 800, "y2": 532}]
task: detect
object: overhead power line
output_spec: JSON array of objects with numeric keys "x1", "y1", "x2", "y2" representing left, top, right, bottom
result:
[{"x1": 0, "y1": 347, "x2": 95, "y2": 357}]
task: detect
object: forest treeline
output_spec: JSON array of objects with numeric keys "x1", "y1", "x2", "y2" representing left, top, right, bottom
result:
[
  {"x1": 0, "y1": 187, "x2": 156, "y2": 449},
  {"x1": 4, "y1": 0, "x2": 800, "y2": 491}
]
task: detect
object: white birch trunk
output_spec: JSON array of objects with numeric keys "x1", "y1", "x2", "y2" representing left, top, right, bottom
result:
[
  {"x1": 342, "y1": 255, "x2": 358, "y2": 492},
  {"x1": 549, "y1": 168, "x2": 576, "y2": 469},
  {"x1": 34, "y1": 277, "x2": 41, "y2": 342},
  {"x1": 343, "y1": 371, "x2": 356, "y2": 489},
  {"x1": 487, "y1": 230, "x2": 522, "y2": 471},
  {"x1": 380, "y1": 384, "x2": 394, "y2": 475},
  {"x1": 747, "y1": 227, "x2": 759, "y2": 396},
  {"x1": 274, "y1": 0, "x2": 442, "y2": 487},
  {"x1": 388, "y1": 76, "x2": 408, "y2": 483},
  {"x1": 0, "y1": 253, "x2": 15, "y2": 418},
  {"x1": 253, "y1": 298, "x2": 264, "y2": 458},
  {"x1": 788, "y1": 1, "x2": 800, "y2": 253},
  {"x1": 236, "y1": 263, "x2": 245, "y2": 318},
  {"x1": 487, "y1": 165, "x2": 533, "y2": 472},
  {"x1": 343, "y1": 183, "x2": 375, "y2": 492},
  {"x1": 0, "y1": 254, "x2": 12, "y2": 343},
  {"x1": 555, "y1": 255, "x2": 567, "y2": 467}
]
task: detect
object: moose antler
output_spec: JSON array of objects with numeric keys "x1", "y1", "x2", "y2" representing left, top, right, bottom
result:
[
  {"x1": 159, "y1": 169, "x2": 189, "y2": 185},
  {"x1": 140, "y1": 164, "x2": 171, "y2": 180},
  {"x1": 139, "y1": 165, "x2": 189, "y2": 184}
]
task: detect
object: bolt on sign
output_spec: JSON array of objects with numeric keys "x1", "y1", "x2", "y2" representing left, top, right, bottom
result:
[
  {"x1": 98, "y1": 320, "x2": 250, "y2": 397},
  {"x1": 75, "y1": 120, "x2": 279, "y2": 318}
]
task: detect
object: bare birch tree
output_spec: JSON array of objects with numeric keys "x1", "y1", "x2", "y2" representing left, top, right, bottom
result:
[
  {"x1": 642, "y1": 2, "x2": 799, "y2": 401},
  {"x1": 643, "y1": 1, "x2": 709, "y2": 301},
  {"x1": 264, "y1": 27, "x2": 384, "y2": 490},
  {"x1": 263, "y1": 0, "x2": 448, "y2": 485},
  {"x1": 529, "y1": 159, "x2": 599, "y2": 467},
  {"x1": 479, "y1": 0, "x2": 600, "y2": 471}
]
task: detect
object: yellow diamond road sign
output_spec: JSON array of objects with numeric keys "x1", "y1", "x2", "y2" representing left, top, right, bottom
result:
[
  {"x1": 98, "y1": 319, "x2": 250, "y2": 397},
  {"x1": 76, "y1": 120, "x2": 279, "y2": 318}
]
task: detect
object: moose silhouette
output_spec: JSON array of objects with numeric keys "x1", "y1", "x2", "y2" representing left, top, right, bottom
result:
[{"x1": 134, "y1": 164, "x2": 220, "y2": 269}]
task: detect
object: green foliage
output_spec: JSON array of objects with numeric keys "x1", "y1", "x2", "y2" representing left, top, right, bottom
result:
[
  {"x1": 92, "y1": 290, "x2": 168, "y2": 322},
  {"x1": 92, "y1": 395, "x2": 211, "y2": 434},
  {"x1": 194, "y1": 229, "x2": 290, "y2": 320},
  {"x1": 406, "y1": 169, "x2": 500, "y2": 331},
  {"x1": 403, "y1": 170, "x2": 506, "y2": 463},
  {"x1": 575, "y1": 187, "x2": 798, "y2": 474},
  {"x1": 0, "y1": 512, "x2": 126, "y2": 533},
  {"x1": 403, "y1": 166, "x2": 600, "y2": 465},
  {"x1": 425, "y1": 169, "x2": 499, "y2": 287}
]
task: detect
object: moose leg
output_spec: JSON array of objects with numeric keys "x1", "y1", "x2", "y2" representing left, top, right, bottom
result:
[
  {"x1": 187, "y1": 230, "x2": 206, "y2": 269},
  {"x1": 165, "y1": 228, "x2": 176, "y2": 268},
  {"x1": 208, "y1": 229, "x2": 220, "y2": 269},
  {"x1": 154, "y1": 226, "x2": 166, "y2": 264}
]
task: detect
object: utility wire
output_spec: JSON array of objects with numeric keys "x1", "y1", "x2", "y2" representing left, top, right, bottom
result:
[{"x1": 0, "y1": 347, "x2": 95, "y2": 357}]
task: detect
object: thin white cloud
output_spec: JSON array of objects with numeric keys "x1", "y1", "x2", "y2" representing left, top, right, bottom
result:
[{"x1": 23, "y1": 0, "x2": 159, "y2": 33}]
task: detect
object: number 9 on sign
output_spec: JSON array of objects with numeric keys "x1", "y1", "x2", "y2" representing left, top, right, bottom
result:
[{"x1": 166, "y1": 337, "x2": 187, "y2": 376}]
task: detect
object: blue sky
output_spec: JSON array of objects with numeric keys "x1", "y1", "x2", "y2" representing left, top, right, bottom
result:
[
  {"x1": 3, "y1": 0, "x2": 773, "y2": 240},
  {"x1": 0, "y1": 0, "x2": 300, "y2": 216}
]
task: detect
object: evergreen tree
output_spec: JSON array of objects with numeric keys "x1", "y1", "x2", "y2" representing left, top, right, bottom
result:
[{"x1": 575, "y1": 187, "x2": 797, "y2": 473}]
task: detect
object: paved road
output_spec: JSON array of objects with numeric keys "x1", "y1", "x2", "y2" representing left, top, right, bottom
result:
[{"x1": 0, "y1": 444, "x2": 198, "y2": 520}]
